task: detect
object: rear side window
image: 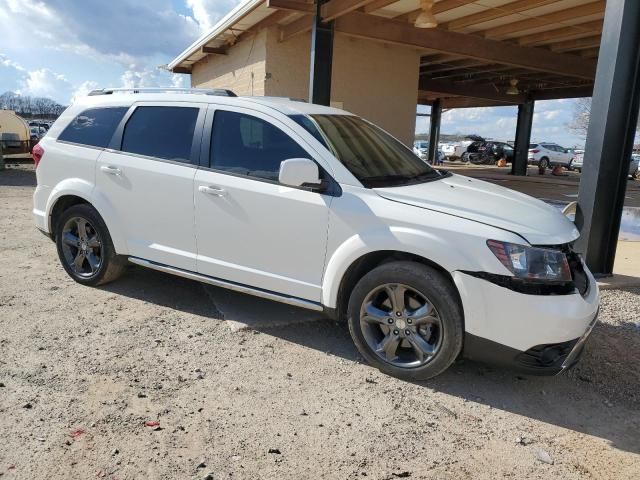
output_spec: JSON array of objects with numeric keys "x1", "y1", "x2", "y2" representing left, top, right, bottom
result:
[
  {"x1": 121, "y1": 106, "x2": 199, "y2": 162},
  {"x1": 210, "y1": 110, "x2": 309, "y2": 181},
  {"x1": 58, "y1": 107, "x2": 127, "y2": 148}
]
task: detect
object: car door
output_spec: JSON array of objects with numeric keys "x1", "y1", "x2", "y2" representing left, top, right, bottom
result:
[
  {"x1": 193, "y1": 105, "x2": 332, "y2": 303},
  {"x1": 96, "y1": 102, "x2": 205, "y2": 271}
]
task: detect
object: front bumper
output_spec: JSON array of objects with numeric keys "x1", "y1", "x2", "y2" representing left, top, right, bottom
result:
[{"x1": 453, "y1": 269, "x2": 599, "y2": 375}]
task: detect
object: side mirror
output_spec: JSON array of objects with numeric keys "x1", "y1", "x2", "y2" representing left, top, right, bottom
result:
[{"x1": 279, "y1": 158, "x2": 324, "y2": 190}]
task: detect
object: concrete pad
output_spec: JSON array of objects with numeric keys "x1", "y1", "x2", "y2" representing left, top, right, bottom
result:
[
  {"x1": 202, "y1": 284, "x2": 325, "y2": 332},
  {"x1": 598, "y1": 241, "x2": 640, "y2": 290}
]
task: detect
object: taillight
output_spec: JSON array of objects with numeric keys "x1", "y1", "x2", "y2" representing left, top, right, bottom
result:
[
  {"x1": 32, "y1": 143, "x2": 44, "y2": 168},
  {"x1": 530, "y1": 149, "x2": 540, "y2": 154}
]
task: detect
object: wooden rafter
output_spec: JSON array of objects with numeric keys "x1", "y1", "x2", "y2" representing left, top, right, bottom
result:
[
  {"x1": 267, "y1": 0, "x2": 315, "y2": 14},
  {"x1": 394, "y1": 0, "x2": 477, "y2": 23},
  {"x1": 518, "y1": 20, "x2": 603, "y2": 46},
  {"x1": 442, "y1": 0, "x2": 558, "y2": 31},
  {"x1": 550, "y1": 35, "x2": 602, "y2": 53},
  {"x1": 483, "y1": 1, "x2": 605, "y2": 40},
  {"x1": 321, "y1": 0, "x2": 377, "y2": 22},
  {"x1": 280, "y1": 14, "x2": 314, "y2": 41},
  {"x1": 334, "y1": 12, "x2": 596, "y2": 79},
  {"x1": 362, "y1": 0, "x2": 401, "y2": 14}
]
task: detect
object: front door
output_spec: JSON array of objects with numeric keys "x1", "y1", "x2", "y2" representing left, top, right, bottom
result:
[
  {"x1": 194, "y1": 106, "x2": 332, "y2": 302},
  {"x1": 96, "y1": 102, "x2": 204, "y2": 271}
]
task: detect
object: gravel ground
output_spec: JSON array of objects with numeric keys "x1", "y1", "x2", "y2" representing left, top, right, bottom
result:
[{"x1": 1, "y1": 165, "x2": 639, "y2": 479}]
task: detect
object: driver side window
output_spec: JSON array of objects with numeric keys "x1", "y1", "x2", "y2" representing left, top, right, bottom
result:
[{"x1": 210, "y1": 110, "x2": 309, "y2": 182}]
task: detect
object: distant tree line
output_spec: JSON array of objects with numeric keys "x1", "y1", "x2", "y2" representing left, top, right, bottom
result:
[{"x1": 0, "y1": 91, "x2": 66, "y2": 119}]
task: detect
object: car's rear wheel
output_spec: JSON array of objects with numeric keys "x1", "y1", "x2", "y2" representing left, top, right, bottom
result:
[
  {"x1": 347, "y1": 261, "x2": 463, "y2": 380},
  {"x1": 55, "y1": 204, "x2": 126, "y2": 286},
  {"x1": 539, "y1": 157, "x2": 550, "y2": 169}
]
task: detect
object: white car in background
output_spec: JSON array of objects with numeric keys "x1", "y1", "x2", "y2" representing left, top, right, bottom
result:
[
  {"x1": 440, "y1": 142, "x2": 465, "y2": 160},
  {"x1": 413, "y1": 140, "x2": 444, "y2": 164},
  {"x1": 571, "y1": 151, "x2": 639, "y2": 179},
  {"x1": 528, "y1": 142, "x2": 574, "y2": 169}
]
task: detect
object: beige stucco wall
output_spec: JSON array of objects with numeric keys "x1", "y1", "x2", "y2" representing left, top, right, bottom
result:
[
  {"x1": 191, "y1": 27, "x2": 421, "y2": 146},
  {"x1": 191, "y1": 29, "x2": 268, "y2": 96}
]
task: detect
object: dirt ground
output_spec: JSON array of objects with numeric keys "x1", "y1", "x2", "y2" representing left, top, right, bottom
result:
[{"x1": 1, "y1": 164, "x2": 639, "y2": 480}]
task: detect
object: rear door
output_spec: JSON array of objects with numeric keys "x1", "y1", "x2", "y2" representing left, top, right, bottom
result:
[{"x1": 96, "y1": 102, "x2": 205, "y2": 271}]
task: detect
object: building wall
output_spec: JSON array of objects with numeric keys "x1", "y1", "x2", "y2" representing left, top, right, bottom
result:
[
  {"x1": 191, "y1": 29, "x2": 268, "y2": 96},
  {"x1": 192, "y1": 27, "x2": 421, "y2": 146}
]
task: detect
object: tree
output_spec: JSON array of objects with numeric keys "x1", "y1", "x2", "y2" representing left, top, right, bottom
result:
[
  {"x1": 0, "y1": 91, "x2": 67, "y2": 119},
  {"x1": 569, "y1": 97, "x2": 640, "y2": 139}
]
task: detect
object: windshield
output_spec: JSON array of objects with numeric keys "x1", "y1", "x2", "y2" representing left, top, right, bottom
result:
[{"x1": 290, "y1": 114, "x2": 443, "y2": 188}]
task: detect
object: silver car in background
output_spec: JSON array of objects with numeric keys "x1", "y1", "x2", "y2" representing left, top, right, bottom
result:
[{"x1": 572, "y1": 151, "x2": 639, "y2": 179}]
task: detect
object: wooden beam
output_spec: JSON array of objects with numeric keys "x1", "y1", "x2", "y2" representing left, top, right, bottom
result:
[
  {"x1": 394, "y1": 0, "x2": 476, "y2": 23},
  {"x1": 550, "y1": 35, "x2": 601, "y2": 53},
  {"x1": 249, "y1": 10, "x2": 294, "y2": 31},
  {"x1": 439, "y1": 97, "x2": 518, "y2": 108},
  {"x1": 530, "y1": 85, "x2": 593, "y2": 100},
  {"x1": 419, "y1": 78, "x2": 526, "y2": 103},
  {"x1": 267, "y1": 0, "x2": 315, "y2": 14},
  {"x1": 443, "y1": 0, "x2": 557, "y2": 31},
  {"x1": 424, "y1": 59, "x2": 490, "y2": 74},
  {"x1": 280, "y1": 15, "x2": 314, "y2": 41},
  {"x1": 334, "y1": 12, "x2": 597, "y2": 79},
  {"x1": 172, "y1": 66, "x2": 191, "y2": 74},
  {"x1": 484, "y1": 1, "x2": 605, "y2": 40},
  {"x1": 201, "y1": 46, "x2": 228, "y2": 55},
  {"x1": 517, "y1": 20, "x2": 603, "y2": 46},
  {"x1": 321, "y1": 0, "x2": 375, "y2": 22},
  {"x1": 362, "y1": 0, "x2": 400, "y2": 14}
]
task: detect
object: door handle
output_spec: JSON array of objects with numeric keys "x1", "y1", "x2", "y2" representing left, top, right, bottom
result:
[
  {"x1": 199, "y1": 185, "x2": 226, "y2": 197},
  {"x1": 100, "y1": 165, "x2": 122, "y2": 175}
]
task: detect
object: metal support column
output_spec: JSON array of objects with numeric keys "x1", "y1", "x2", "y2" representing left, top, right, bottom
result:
[
  {"x1": 308, "y1": 1, "x2": 334, "y2": 106},
  {"x1": 575, "y1": 0, "x2": 640, "y2": 275},
  {"x1": 511, "y1": 98, "x2": 534, "y2": 176},
  {"x1": 428, "y1": 99, "x2": 442, "y2": 164}
]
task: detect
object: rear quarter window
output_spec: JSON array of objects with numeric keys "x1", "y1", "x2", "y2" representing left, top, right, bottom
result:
[{"x1": 58, "y1": 107, "x2": 128, "y2": 148}]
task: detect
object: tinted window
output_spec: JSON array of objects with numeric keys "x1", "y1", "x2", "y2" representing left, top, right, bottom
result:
[
  {"x1": 121, "y1": 106, "x2": 198, "y2": 162},
  {"x1": 529, "y1": 143, "x2": 538, "y2": 148},
  {"x1": 59, "y1": 107, "x2": 127, "y2": 148},
  {"x1": 211, "y1": 110, "x2": 309, "y2": 181}
]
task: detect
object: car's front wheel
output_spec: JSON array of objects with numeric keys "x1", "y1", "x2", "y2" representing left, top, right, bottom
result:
[
  {"x1": 347, "y1": 261, "x2": 464, "y2": 380},
  {"x1": 55, "y1": 204, "x2": 126, "y2": 286}
]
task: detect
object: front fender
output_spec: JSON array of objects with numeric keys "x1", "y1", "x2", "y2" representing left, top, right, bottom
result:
[{"x1": 321, "y1": 226, "x2": 475, "y2": 308}]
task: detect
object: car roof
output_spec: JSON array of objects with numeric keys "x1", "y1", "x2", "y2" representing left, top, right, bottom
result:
[{"x1": 72, "y1": 90, "x2": 349, "y2": 117}]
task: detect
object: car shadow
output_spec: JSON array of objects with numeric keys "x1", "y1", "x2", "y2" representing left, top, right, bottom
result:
[
  {"x1": 0, "y1": 166, "x2": 37, "y2": 187},
  {"x1": 102, "y1": 265, "x2": 640, "y2": 455}
]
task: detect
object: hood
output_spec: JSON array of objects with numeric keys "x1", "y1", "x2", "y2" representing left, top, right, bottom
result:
[{"x1": 374, "y1": 174, "x2": 580, "y2": 245}]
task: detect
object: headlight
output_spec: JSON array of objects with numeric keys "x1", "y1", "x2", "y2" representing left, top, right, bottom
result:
[{"x1": 487, "y1": 240, "x2": 571, "y2": 282}]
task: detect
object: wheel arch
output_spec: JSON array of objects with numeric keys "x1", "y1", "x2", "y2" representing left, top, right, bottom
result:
[
  {"x1": 46, "y1": 182, "x2": 127, "y2": 254},
  {"x1": 327, "y1": 249, "x2": 462, "y2": 325}
]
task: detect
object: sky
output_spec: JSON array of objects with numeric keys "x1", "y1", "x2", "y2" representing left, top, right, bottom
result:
[{"x1": 0, "y1": 0, "x2": 586, "y2": 147}]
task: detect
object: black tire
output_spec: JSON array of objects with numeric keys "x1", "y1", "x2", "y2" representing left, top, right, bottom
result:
[
  {"x1": 347, "y1": 261, "x2": 464, "y2": 380},
  {"x1": 55, "y1": 204, "x2": 126, "y2": 286},
  {"x1": 539, "y1": 157, "x2": 549, "y2": 169}
]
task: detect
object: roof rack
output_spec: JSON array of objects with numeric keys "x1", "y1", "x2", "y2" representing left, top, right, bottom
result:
[{"x1": 87, "y1": 87, "x2": 237, "y2": 97}]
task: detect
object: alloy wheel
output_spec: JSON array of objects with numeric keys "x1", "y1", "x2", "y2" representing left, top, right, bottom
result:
[
  {"x1": 60, "y1": 216, "x2": 103, "y2": 277},
  {"x1": 359, "y1": 283, "x2": 443, "y2": 368}
]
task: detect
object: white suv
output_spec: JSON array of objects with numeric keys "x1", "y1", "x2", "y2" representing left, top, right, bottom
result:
[
  {"x1": 528, "y1": 142, "x2": 574, "y2": 168},
  {"x1": 32, "y1": 88, "x2": 599, "y2": 380}
]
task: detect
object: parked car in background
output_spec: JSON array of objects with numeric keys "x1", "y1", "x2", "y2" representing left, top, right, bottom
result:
[
  {"x1": 570, "y1": 151, "x2": 638, "y2": 179},
  {"x1": 413, "y1": 140, "x2": 445, "y2": 165},
  {"x1": 568, "y1": 149, "x2": 585, "y2": 171},
  {"x1": 462, "y1": 136, "x2": 514, "y2": 165},
  {"x1": 528, "y1": 142, "x2": 573, "y2": 168},
  {"x1": 440, "y1": 142, "x2": 465, "y2": 160},
  {"x1": 32, "y1": 88, "x2": 599, "y2": 380}
]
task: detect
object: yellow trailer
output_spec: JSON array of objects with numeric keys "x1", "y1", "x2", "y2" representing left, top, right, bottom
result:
[{"x1": 0, "y1": 110, "x2": 31, "y2": 155}]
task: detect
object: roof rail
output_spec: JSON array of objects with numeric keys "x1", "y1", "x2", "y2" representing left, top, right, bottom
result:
[{"x1": 87, "y1": 87, "x2": 237, "y2": 97}]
